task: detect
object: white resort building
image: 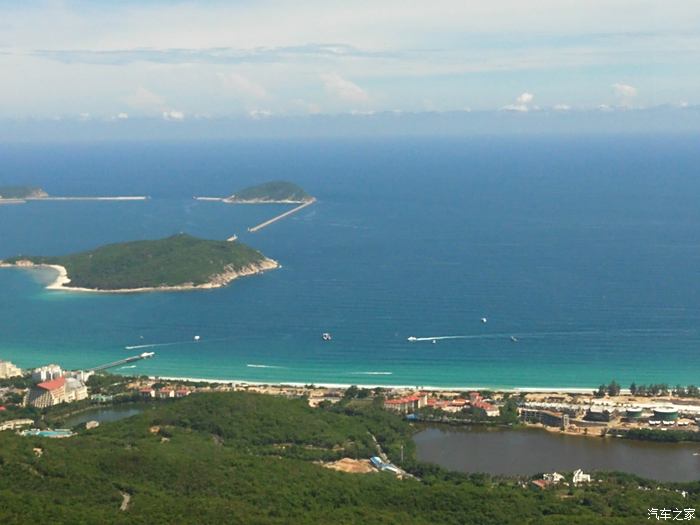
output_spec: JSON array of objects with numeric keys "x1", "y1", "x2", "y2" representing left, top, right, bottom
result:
[
  {"x1": 32, "y1": 364, "x2": 63, "y2": 383},
  {"x1": 26, "y1": 376, "x2": 89, "y2": 408},
  {"x1": 573, "y1": 469, "x2": 592, "y2": 484},
  {"x1": 0, "y1": 359, "x2": 22, "y2": 379}
]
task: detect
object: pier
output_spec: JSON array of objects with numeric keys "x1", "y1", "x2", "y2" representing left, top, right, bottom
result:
[
  {"x1": 27, "y1": 196, "x2": 149, "y2": 202},
  {"x1": 193, "y1": 196, "x2": 224, "y2": 202},
  {"x1": 248, "y1": 198, "x2": 316, "y2": 233},
  {"x1": 89, "y1": 352, "x2": 155, "y2": 372}
]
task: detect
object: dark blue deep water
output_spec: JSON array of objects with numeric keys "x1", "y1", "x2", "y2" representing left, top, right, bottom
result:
[{"x1": 1, "y1": 136, "x2": 699, "y2": 388}]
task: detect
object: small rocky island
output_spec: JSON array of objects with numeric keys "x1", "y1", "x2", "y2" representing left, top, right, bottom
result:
[
  {"x1": 0, "y1": 234, "x2": 278, "y2": 292},
  {"x1": 0, "y1": 186, "x2": 48, "y2": 203},
  {"x1": 224, "y1": 181, "x2": 313, "y2": 204}
]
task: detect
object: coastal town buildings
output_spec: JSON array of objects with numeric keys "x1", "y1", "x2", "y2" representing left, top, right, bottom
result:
[
  {"x1": 27, "y1": 377, "x2": 67, "y2": 408},
  {"x1": 520, "y1": 408, "x2": 570, "y2": 428},
  {"x1": 65, "y1": 378, "x2": 88, "y2": 402},
  {"x1": 573, "y1": 469, "x2": 592, "y2": 484},
  {"x1": 0, "y1": 359, "x2": 22, "y2": 379},
  {"x1": 543, "y1": 472, "x2": 565, "y2": 484},
  {"x1": 0, "y1": 418, "x2": 34, "y2": 431},
  {"x1": 384, "y1": 393, "x2": 428, "y2": 413},
  {"x1": 26, "y1": 376, "x2": 88, "y2": 408},
  {"x1": 585, "y1": 406, "x2": 619, "y2": 422},
  {"x1": 32, "y1": 364, "x2": 63, "y2": 383},
  {"x1": 469, "y1": 392, "x2": 500, "y2": 417}
]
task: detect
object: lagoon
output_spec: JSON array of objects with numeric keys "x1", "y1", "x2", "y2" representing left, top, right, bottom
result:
[
  {"x1": 414, "y1": 426, "x2": 700, "y2": 482},
  {"x1": 61, "y1": 405, "x2": 145, "y2": 428}
]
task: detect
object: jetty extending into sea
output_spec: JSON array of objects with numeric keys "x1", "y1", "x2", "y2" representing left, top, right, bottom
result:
[
  {"x1": 248, "y1": 198, "x2": 316, "y2": 233},
  {"x1": 27, "y1": 196, "x2": 149, "y2": 201}
]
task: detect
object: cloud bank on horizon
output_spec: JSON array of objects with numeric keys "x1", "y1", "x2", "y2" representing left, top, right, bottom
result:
[{"x1": 1, "y1": 0, "x2": 699, "y2": 120}]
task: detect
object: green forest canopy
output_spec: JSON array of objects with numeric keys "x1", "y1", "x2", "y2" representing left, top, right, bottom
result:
[
  {"x1": 0, "y1": 391, "x2": 696, "y2": 524},
  {"x1": 3, "y1": 234, "x2": 271, "y2": 290},
  {"x1": 228, "y1": 181, "x2": 312, "y2": 202}
]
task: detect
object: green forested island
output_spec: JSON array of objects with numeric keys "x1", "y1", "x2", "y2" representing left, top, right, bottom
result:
[
  {"x1": 225, "y1": 181, "x2": 313, "y2": 203},
  {"x1": 0, "y1": 391, "x2": 696, "y2": 524},
  {"x1": 0, "y1": 185, "x2": 48, "y2": 200},
  {"x1": 1, "y1": 233, "x2": 278, "y2": 291}
]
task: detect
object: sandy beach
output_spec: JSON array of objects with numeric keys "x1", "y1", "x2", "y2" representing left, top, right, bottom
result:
[{"x1": 150, "y1": 375, "x2": 606, "y2": 393}]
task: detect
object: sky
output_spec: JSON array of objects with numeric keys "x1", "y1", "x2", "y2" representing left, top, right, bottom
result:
[{"x1": 1, "y1": 1, "x2": 699, "y2": 126}]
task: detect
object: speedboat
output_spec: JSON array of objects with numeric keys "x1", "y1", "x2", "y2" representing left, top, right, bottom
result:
[
  {"x1": 407, "y1": 336, "x2": 417, "y2": 342},
  {"x1": 322, "y1": 332, "x2": 332, "y2": 341},
  {"x1": 481, "y1": 317, "x2": 488, "y2": 324},
  {"x1": 510, "y1": 336, "x2": 518, "y2": 343}
]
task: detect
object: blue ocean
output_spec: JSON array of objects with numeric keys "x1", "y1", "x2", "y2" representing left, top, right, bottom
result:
[{"x1": 1, "y1": 136, "x2": 699, "y2": 388}]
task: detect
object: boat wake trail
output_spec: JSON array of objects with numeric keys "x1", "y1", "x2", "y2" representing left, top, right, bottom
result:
[
  {"x1": 406, "y1": 328, "x2": 689, "y2": 343},
  {"x1": 351, "y1": 371, "x2": 393, "y2": 375},
  {"x1": 119, "y1": 365, "x2": 137, "y2": 369},
  {"x1": 124, "y1": 338, "x2": 216, "y2": 350},
  {"x1": 247, "y1": 364, "x2": 284, "y2": 369},
  {"x1": 408, "y1": 335, "x2": 471, "y2": 342}
]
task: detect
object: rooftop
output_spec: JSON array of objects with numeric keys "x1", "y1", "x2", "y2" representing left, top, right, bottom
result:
[{"x1": 36, "y1": 376, "x2": 66, "y2": 391}]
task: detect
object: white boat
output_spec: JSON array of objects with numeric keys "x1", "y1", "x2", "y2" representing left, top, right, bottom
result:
[
  {"x1": 481, "y1": 317, "x2": 488, "y2": 324},
  {"x1": 407, "y1": 336, "x2": 417, "y2": 342},
  {"x1": 194, "y1": 335, "x2": 201, "y2": 341},
  {"x1": 432, "y1": 339, "x2": 437, "y2": 344},
  {"x1": 510, "y1": 336, "x2": 518, "y2": 343},
  {"x1": 322, "y1": 332, "x2": 332, "y2": 341}
]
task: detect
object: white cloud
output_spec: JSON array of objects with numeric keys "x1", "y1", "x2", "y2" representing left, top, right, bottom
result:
[
  {"x1": 116, "y1": 112, "x2": 129, "y2": 119},
  {"x1": 501, "y1": 92, "x2": 534, "y2": 112},
  {"x1": 516, "y1": 92, "x2": 534, "y2": 105},
  {"x1": 612, "y1": 83, "x2": 637, "y2": 97},
  {"x1": 125, "y1": 87, "x2": 167, "y2": 112},
  {"x1": 247, "y1": 109, "x2": 272, "y2": 119},
  {"x1": 162, "y1": 110, "x2": 184, "y2": 120},
  {"x1": 321, "y1": 73, "x2": 369, "y2": 103},
  {"x1": 553, "y1": 104, "x2": 571, "y2": 111},
  {"x1": 220, "y1": 72, "x2": 267, "y2": 99}
]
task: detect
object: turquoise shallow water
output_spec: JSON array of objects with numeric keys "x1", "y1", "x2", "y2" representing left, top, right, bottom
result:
[{"x1": 1, "y1": 137, "x2": 700, "y2": 388}]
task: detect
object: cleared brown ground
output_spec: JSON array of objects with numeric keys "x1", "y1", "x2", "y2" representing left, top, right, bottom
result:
[{"x1": 320, "y1": 458, "x2": 375, "y2": 474}]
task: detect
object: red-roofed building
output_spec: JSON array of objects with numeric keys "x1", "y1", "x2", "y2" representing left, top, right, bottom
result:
[
  {"x1": 472, "y1": 399, "x2": 500, "y2": 417},
  {"x1": 139, "y1": 387, "x2": 155, "y2": 399},
  {"x1": 157, "y1": 387, "x2": 175, "y2": 399},
  {"x1": 531, "y1": 479, "x2": 551, "y2": 490},
  {"x1": 27, "y1": 376, "x2": 67, "y2": 408},
  {"x1": 175, "y1": 389, "x2": 191, "y2": 398},
  {"x1": 384, "y1": 393, "x2": 427, "y2": 414}
]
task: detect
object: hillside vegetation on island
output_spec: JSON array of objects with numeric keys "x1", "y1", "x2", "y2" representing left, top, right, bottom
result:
[
  {"x1": 3, "y1": 233, "x2": 276, "y2": 291},
  {"x1": 226, "y1": 181, "x2": 312, "y2": 203},
  {"x1": 0, "y1": 391, "x2": 696, "y2": 524},
  {"x1": 0, "y1": 186, "x2": 48, "y2": 199}
]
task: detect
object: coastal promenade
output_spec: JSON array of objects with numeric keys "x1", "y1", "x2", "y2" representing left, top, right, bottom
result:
[{"x1": 248, "y1": 198, "x2": 316, "y2": 233}]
